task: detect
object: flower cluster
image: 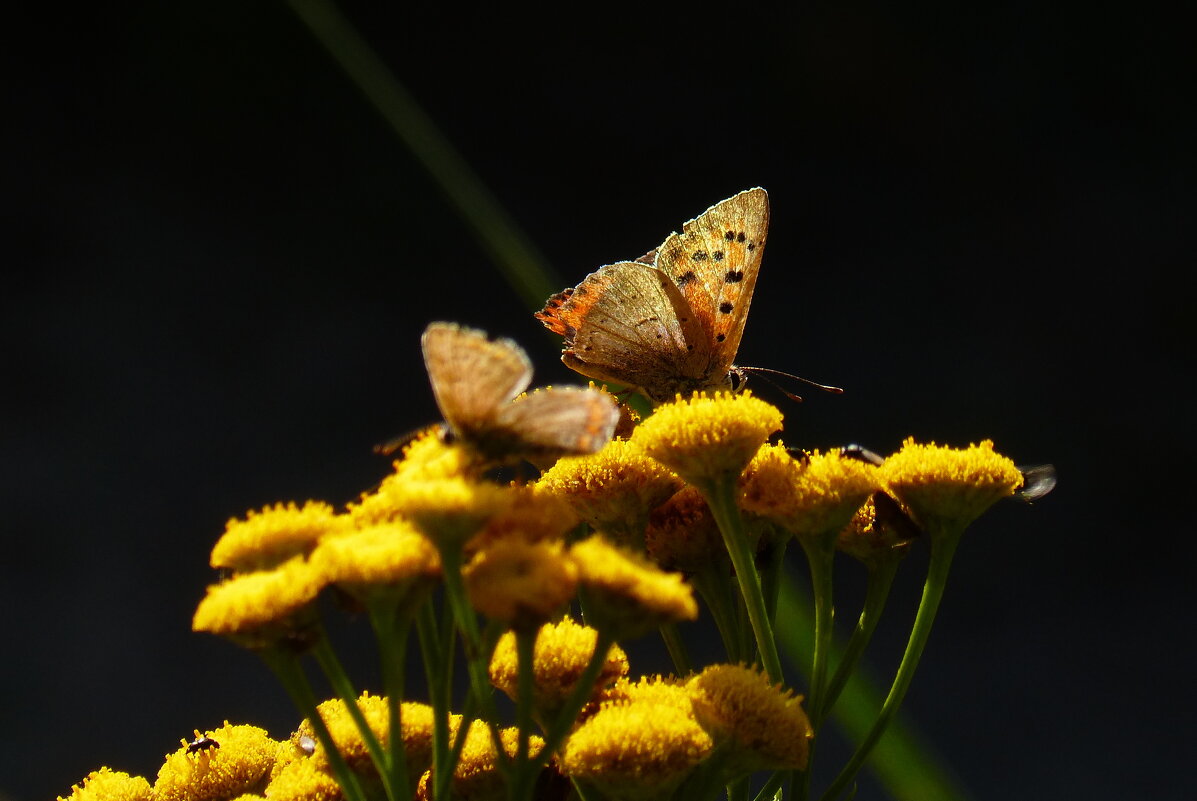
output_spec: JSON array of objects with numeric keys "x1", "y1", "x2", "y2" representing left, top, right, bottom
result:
[{"x1": 61, "y1": 324, "x2": 1045, "y2": 801}]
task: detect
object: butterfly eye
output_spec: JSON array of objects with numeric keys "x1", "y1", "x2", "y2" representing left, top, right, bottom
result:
[{"x1": 728, "y1": 368, "x2": 749, "y2": 393}]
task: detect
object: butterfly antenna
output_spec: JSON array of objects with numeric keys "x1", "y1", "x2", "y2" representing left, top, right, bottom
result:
[{"x1": 737, "y1": 366, "x2": 844, "y2": 402}]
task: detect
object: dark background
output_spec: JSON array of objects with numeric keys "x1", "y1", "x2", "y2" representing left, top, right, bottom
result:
[{"x1": 4, "y1": 2, "x2": 1192, "y2": 799}]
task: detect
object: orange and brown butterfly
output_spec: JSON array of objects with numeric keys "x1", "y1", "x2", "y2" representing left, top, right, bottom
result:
[
  {"x1": 420, "y1": 321, "x2": 621, "y2": 464},
  {"x1": 536, "y1": 188, "x2": 770, "y2": 405}
]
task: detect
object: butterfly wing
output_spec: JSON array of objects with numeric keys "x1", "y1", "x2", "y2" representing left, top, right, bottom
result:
[
  {"x1": 421, "y1": 322, "x2": 532, "y2": 437},
  {"x1": 493, "y1": 387, "x2": 620, "y2": 459},
  {"x1": 650, "y1": 188, "x2": 769, "y2": 377},
  {"x1": 536, "y1": 260, "x2": 710, "y2": 401}
]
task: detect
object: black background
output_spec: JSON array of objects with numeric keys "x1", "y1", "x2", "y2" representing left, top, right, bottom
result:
[{"x1": 4, "y1": 2, "x2": 1192, "y2": 800}]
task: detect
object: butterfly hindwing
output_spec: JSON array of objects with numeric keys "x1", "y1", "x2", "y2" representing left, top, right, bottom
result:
[
  {"x1": 421, "y1": 322, "x2": 532, "y2": 438},
  {"x1": 651, "y1": 187, "x2": 769, "y2": 377},
  {"x1": 537, "y1": 261, "x2": 709, "y2": 399},
  {"x1": 494, "y1": 387, "x2": 621, "y2": 458}
]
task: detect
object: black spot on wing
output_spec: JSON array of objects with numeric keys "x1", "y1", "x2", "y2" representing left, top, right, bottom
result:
[
  {"x1": 719, "y1": 302, "x2": 734, "y2": 314},
  {"x1": 676, "y1": 270, "x2": 697, "y2": 286},
  {"x1": 712, "y1": 251, "x2": 725, "y2": 261},
  {"x1": 692, "y1": 250, "x2": 708, "y2": 262},
  {"x1": 724, "y1": 270, "x2": 743, "y2": 283}
]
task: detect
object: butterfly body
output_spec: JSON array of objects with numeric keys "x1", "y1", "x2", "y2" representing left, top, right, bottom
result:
[
  {"x1": 421, "y1": 322, "x2": 620, "y2": 463},
  {"x1": 537, "y1": 188, "x2": 769, "y2": 404}
]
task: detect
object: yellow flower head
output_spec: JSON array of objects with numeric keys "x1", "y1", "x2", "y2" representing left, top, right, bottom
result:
[
  {"x1": 570, "y1": 536, "x2": 698, "y2": 640},
  {"x1": 192, "y1": 556, "x2": 324, "y2": 649},
  {"x1": 489, "y1": 616, "x2": 629, "y2": 721},
  {"x1": 58, "y1": 768, "x2": 152, "y2": 801},
  {"x1": 417, "y1": 721, "x2": 543, "y2": 801},
  {"x1": 350, "y1": 431, "x2": 479, "y2": 527},
  {"x1": 154, "y1": 723, "x2": 278, "y2": 801},
  {"x1": 263, "y1": 757, "x2": 342, "y2": 801},
  {"x1": 310, "y1": 521, "x2": 441, "y2": 606},
  {"x1": 644, "y1": 486, "x2": 728, "y2": 573},
  {"x1": 210, "y1": 501, "x2": 347, "y2": 573},
  {"x1": 740, "y1": 445, "x2": 881, "y2": 548},
  {"x1": 686, "y1": 664, "x2": 813, "y2": 774},
  {"x1": 536, "y1": 439, "x2": 681, "y2": 549},
  {"x1": 836, "y1": 491, "x2": 921, "y2": 564},
  {"x1": 633, "y1": 391, "x2": 783, "y2": 490},
  {"x1": 380, "y1": 477, "x2": 514, "y2": 554},
  {"x1": 463, "y1": 538, "x2": 578, "y2": 629},
  {"x1": 598, "y1": 674, "x2": 693, "y2": 711},
  {"x1": 299, "y1": 693, "x2": 435, "y2": 779},
  {"x1": 470, "y1": 484, "x2": 579, "y2": 551},
  {"x1": 560, "y1": 696, "x2": 713, "y2": 801},
  {"x1": 881, "y1": 438, "x2": 1023, "y2": 539}
]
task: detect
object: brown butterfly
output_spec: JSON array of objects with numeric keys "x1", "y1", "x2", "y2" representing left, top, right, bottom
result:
[
  {"x1": 536, "y1": 188, "x2": 771, "y2": 404},
  {"x1": 421, "y1": 322, "x2": 620, "y2": 463}
]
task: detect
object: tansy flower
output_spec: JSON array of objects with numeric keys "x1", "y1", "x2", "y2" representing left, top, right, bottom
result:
[
  {"x1": 570, "y1": 536, "x2": 698, "y2": 640},
  {"x1": 192, "y1": 556, "x2": 324, "y2": 649},
  {"x1": 264, "y1": 757, "x2": 343, "y2": 801},
  {"x1": 686, "y1": 664, "x2": 813, "y2": 774},
  {"x1": 536, "y1": 439, "x2": 681, "y2": 549},
  {"x1": 154, "y1": 723, "x2": 278, "y2": 801},
  {"x1": 644, "y1": 486, "x2": 729, "y2": 573},
  {"x1": 57, "y1": 768, "x2": 152, "y2": 801},
  {"x1": 381, "y1": 476, "x2": 514, "y2": 554},
  {"x1": 210, "y1": 501, "x2": 347, "y2": 573},
  {"x1": 740, "y1": 445, "x2": 881, "y2": 548},
  {"x1": 598, "y1": 674, "x2": 693, "y2": 711},
  {"x1": 300, "y1": 694, "x2": 436, "y2": 779},
  {"x1": 632, "y1": 391, "x2": 783, "y2": 490},
  {"x1": 350, "y1": 431, "x2": 480, "y2": 526},
  {"x1": 309, "y1": 521, "x2": 441, "y2": 606},
  {"x1": 489, "y1": 616, "x2": 629, "y2": 721},
  {"x1": 836, "y1": 491, "x2": 921, "y2": 564},
  {"x1": 416, "y1": 721, "x2": 543, "y2": 801},
  {"x1": 463, "y1": 538, "x2": 578, "y2": 629},
  {"x1": 469, "y1": 484, "x2": 579, "y2": 551},
  {"x1": 559, "y1": 695, "x2": 713, "y2": 801},
  {"x1": 881, "y1": 438, "x2": 1023, "y2": 539}
]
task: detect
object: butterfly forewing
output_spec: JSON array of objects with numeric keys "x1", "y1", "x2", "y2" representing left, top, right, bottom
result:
[
  {"x1": 651, "y1": 187, "x2": 769, "y2": 376},
  {"x1": 421, "y1": 323, "x2": 532, "y2": 437}
]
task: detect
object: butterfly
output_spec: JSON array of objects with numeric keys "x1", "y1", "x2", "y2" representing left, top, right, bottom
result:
[
  {"x1": 421, "y1": 322, "x2": 621, "y2": 463},
  {"x1": 536, "y1": 188, "x2": 770, "y2": 404}
]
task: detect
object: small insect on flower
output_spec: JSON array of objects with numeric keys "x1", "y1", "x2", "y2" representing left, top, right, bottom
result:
[
  {"x1": 186, "y1": 734, "x2": 220, "y2": 754},
  {"x1": 1015, "y1": 463, "x2": 1057, "y2": 502}
]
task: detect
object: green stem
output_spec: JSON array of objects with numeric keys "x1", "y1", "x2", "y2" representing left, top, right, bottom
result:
[
  {"x1": 691, "y1": 565, "x2": 745, "y2": 663},
  {"x1": 312, "y1": 636, "x2": 393, "y2": 799},
  {"x1": 819, "y1": 559, "x2": 900, "y2": 726},
  {"x1": 368, "y1": 604, "x2": 412, "y2": 801},
  {"x1": 508, "y1": 628, "x2": 538, "y2": 801},
  {"x1": 702, "y1": 477, "x2": 784, "y2": 683},
  {"x1": 818, "y1": 533, "x2": 962, "y2": 801},
  {"x1": 260, "y1": 645, "x2": 369, "y2": 801},
  {"x1": 797, "y1": 538, "x2": 836, "y2": 729},
  {"x1": 416, "y1": 600, "x2": 453, "y2": 801},
  {"x1": 759, "y1": 537, "x2": 788, "y2": 625},
  {"x1": 752, "y1": 771, "x2": 786, "y2": 801},
  {"x1": 658, "y1": 622, "x2": 693, "y2": 676}
]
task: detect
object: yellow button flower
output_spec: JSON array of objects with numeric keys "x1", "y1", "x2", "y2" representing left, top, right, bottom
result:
[
  {"x1": 463, "y1": 538, "x2": 578, "y2": 628},
  {"x1": 881, "y1": 438, "x2": 1023, "y2": 538},
  {"x1": 644, "y1": 486, "x2": 728, "y2": 573},
  {"x1": 686, "y1": 664, "x2": 813, "y2": 774},
  {"x1": 154, "y1": 723, "x2": 278, "y2": 801},
  {"x1": 300, "y1": 693, "x2": 435, "y2": 779},
  {"x1": 57, "y1": 768, "x2": 152, "y2": 801},
  {"x1": 740, "y1": 445, "x2": 881, "y2": 546},
  {"x1": 192, "y1": 556, "x2": 324, "y2": 649},
  {"x1": 210, "y1": 501, "x2": 347, "y2": 573},
  {"x1": 560, "y1": 697, "x2": 713, "y2": 801},
  {"x1": 262, "y1": 757, "x2": 341, "y2": 801},
  {"x1": 570, "y1": 536, "x2": 698, "y2": 640},
  {"x1": 489, "y1": 616, "x2": 629, "y2": 721},
  {"x1": 310, "y1": 521, "x2": 441, "y2": 605},
  {"x1": 632, "y1": 391, "x2": 783, "y2": 490},
  {"x1": 536, "y1": 439, "x2": 681, "y2": 549}
]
